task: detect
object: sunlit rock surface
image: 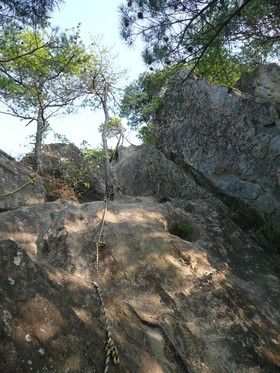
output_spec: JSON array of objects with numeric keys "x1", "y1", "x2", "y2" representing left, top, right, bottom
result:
[
  {"x1": 0, "y1": 197, "x2": 279, "y2": 372},
  {"x1": 0, "y1": 63, "x2": 280, "y2": 373},
  {"x1": 154, "y1": 65, "x2": 280, "y2": 224}
]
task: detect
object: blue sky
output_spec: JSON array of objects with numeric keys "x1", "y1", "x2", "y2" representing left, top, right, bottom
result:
[{"x1": 0, "y1": 0, "x2": 146, "y2": 157}]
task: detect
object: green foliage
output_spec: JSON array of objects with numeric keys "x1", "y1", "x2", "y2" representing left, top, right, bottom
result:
[
  {"x1": 0, "y1": 25, "x2": 88, "y2": 171},
  {"x1": 82, "y1": 146, "x2": 105, "y2": 161},
  {"x1": 120, "y1": 66, "x2": 177, "y2": 130},
  {"x1": 46, "y1": 154, "x2": 93, "y2": 199},
  {"x1": 169, "y1": 221, "x2": 193, "y2": 240},
  {"x1": 53, "y1": 132, "x2": 71, "y2": 144},
  {"x1": 0, "y1": 0, "x2": 62, "y2": 27},
  {"x1": 81, "y1": 143, "x2": 116, "y2": 165},
  {"x1": 137, "y1": 124, "x2": 156, "y2": 145},
  {"x1": 119, "y1": 0, "x2": 280, "y2": 79},
  {"x1": 98, "y1": 117, "x2": 126, "y2": 139},
  {"x1": 72, "y1": 179, "x2": 91, "y2": 190},
  {"x1": 78, "y1": 37, "x2": 127, "y2": 112},
  {"x1": 177, "y1": 223, "x2": 193, "y2": 240},
  {"x1": 0, "y1": 26, "x2": 87, "y2": 122},
  {"x1": 193, "y1": 46, "x2": 254, "y2": 86}
]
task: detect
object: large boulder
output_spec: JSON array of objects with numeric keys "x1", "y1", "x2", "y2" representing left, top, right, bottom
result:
[
  {"x1": 154, "y1": 65, "x2": 280, "y2": 224},
  {"x1": 0, "y1": 149, "x2": 46, "y2": 212},
  {"x1": 0, "y1": 197, "x2": 279, "y2": 372},
  {"x1": 112, "y1": 145, "x2": 197, "y2": 198},
  {"x1": 112, "y1": 145, "x2": 228, "y2": 212}
]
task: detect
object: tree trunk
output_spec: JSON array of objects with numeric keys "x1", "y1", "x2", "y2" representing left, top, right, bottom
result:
[
  {"x1": 101, "y1": 97, "x2": 114, "y2": 200},
  {"x1": 34, "y1": 108, "x2": 44, "y2": 173}
]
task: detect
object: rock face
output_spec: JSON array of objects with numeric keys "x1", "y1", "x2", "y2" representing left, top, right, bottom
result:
[
  {"x1": 154, "y1": 65, "x2": 280, "y2": 224},
  {"x1": 235, "y1": 63, "x2": 280, "y2": 102},
  {"x1": 1, "y1": 192, "x2": 280, "y2": 372},
  {"x1": 112, "y1": 145, "x2": 228, "y2": 213},
  {"x1": 0, "y1": 149, "x2": 46, "y2": 211},
  {"x1": 112, "y1": 145, "x2": 197, "y2": 199}
]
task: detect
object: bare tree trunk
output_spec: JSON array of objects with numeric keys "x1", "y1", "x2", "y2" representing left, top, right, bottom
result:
[
  {"x1": 101, "y1": 97, "x2": 114, "y2": 200},
  {"x1": 34, "y1": 108, "x2": 44, "y2": 173}
]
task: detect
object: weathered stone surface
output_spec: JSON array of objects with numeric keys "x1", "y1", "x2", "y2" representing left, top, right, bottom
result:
[
  {"x1": 112, "y1": 145, "x2": 228, "y2": 213},
  {"x1": 0, "y1": 149, "x2": 46, "y2": 211},
  {"x1": 235, "y1": 63, "x2": 280, "y2": 102},
  {"x1": 0, "y1": 238, "x2": 104, "y2": 373},
  {"x1": 0, "y1": 199, "x2": 71, "y2": 260},
  {"x1": 112, "y1": 145, "x2": 197, "y2": 199},
  {"x1": 154, "y1": 65, "x2": 280, "y2": 223},
  {"x1": 1, "y1": 197, "x2": 279, "y2": 372}
]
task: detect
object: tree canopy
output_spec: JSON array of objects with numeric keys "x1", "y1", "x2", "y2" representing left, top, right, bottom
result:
[
  {"x1": 98, "y1": 117, "x2": 126, "y2": 141},
  {"x1": 76, "y1": 38, "x2": 128, "y2": 197},
  {"x1": 0, "y1": 0, "x2": 65, "y2": 65},
  {"x1": 0, "y1": 0, "x2": 63, "y2": 26},
  {"x1": 0, "y1": 26, "x2": 86, "y2": 124},
  {"x1": 0, "y1": 26, "x2": 87, "y2": 170},
  {"x1": 119, "y1": 0, "x2": 280, "y2": 77},
  {"x1": 120, "y1": 67, "x2": 175, "y2": 130}
]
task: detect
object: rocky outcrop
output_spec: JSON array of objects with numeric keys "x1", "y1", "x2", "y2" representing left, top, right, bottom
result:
[
  {"x1": 0, "y1": 149, "x2": 46, "y2": 211},
  {"x1": 235, "y1": 63, "x2": 280, "y2": 102},
  {"x1": 112, "y1": 145, "x2": 197, "y2": 198},
  {"x1": 21, "y1": 143, "x2": 105, "y2": 202},
  {"x1": 154, "y1": 64, "x2": 280, "y2": 224},
  {"x1": 1, "y1": 64, "x2": 280, "y2": 372},
  {"x1": 112, "y1": 145, "x2": 228, "y2": 212},
  {"x1": 1, "y1": 193, "x2": 280, "y2": 372}
]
